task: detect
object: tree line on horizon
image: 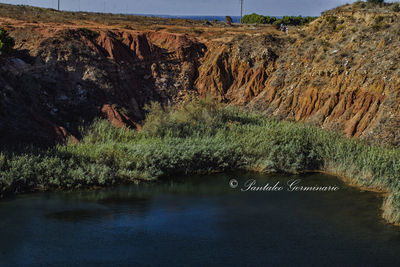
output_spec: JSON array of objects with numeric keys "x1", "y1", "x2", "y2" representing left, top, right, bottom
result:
[{"x1": 241, "y1": 14, "x2": 318, "y2": 26}]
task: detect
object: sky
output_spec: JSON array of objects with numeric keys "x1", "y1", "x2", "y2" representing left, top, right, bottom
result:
[{"x1": 0, "y1": 0, "x2": 372, "y2": 16}]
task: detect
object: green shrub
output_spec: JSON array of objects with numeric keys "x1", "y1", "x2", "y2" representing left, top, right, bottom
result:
[
  {"x1": 0, "y1": 28, "x2": 15, "y2": 53},
  {"x1": 372, "y1": 16, "x2": 388, "y2": 31},
  {"x1": 375, "y1": 15, "x2": 385, "y2": 24},
  {"x1": 325, "y1": 15, "x2": 337, "y2": 24},
  {"x1": 141, "y1": 96, "x2": 227, "y2": 137},
  {"x1": 334, "y1": 24, "x2": 346, "y2": 32},
  {"x1": 393, "y1": 4, "x2": 400, "y2": 12}
]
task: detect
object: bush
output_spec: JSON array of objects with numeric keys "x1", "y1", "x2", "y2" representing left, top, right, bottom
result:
[
  {"x1": 367, "y1": 0, "x2": 384, "y2": 4},
  {"x1": 393, "y1": 4, "x2": 400, "y2": 12},
  {"x1": 141, "y1": 96, "x2": 226, "y2": 137},
  {"x1": 375, "y1": 15, "x2": 384, "y2": 23},
  {"x1": 325, "y1": 15, "x2": 337, "y2": 24},
  {"x1": 372, "y1": 15, "x2": 388, "y2": 31},
  {"x1": 334, "y1": 25, "x2": 346, "y2": 32},
  {"x1": 0, "y1": 28, "x2": 15, "y2": 54}
]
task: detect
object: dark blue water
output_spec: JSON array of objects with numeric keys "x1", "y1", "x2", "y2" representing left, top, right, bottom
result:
[{"x1": 1, "y1": 172, "x2": 400, "y2": 266}]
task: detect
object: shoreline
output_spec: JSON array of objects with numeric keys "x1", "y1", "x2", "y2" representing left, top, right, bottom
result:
[
  {"x1": 2, "y1": 101, "x2": 400, "y2": 226},
  {"x1": 0, "y1": 166, "x2": 395, "y2": 225}
]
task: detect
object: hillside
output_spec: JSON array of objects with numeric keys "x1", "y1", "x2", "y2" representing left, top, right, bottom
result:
[
  {"x1": 0, "y1": 2, "x2": 400, "y2": 146},
  {"x1": 197, "y1": 2, "x2": 400, "y2": 146}
]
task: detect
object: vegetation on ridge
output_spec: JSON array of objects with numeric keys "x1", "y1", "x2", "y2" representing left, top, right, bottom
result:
[
  {"x1": 1, "y1": 97, "x2": 400, "y2": 223},
  {"x1": 241, "y1": 14, "x2": 317, "y2": 26}
]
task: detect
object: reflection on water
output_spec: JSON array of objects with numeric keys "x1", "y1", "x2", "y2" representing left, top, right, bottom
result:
[
  {"x1": 46, "y1": 209, "x2": 114, "y2": 223},
  {"x1": 0, "y1": 172, "x2": 400, "y2": 266}
]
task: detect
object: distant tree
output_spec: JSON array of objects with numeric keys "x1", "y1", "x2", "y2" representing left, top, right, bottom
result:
[
  {"x1": 0, "y1": 28, "x2": 15, "y2": 54},
  {"x1": 241, "y1": 13, "x2": 266, "y2": 24}
]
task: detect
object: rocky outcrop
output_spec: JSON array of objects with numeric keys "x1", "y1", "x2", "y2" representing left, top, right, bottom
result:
[
  {"x1": 101, "y1": 104, "x2": 139, "y2": 129},
  {"x1": 0, "y1": 29, "x2": 205, "y2": 146},
  {"x1": 195, "y1": 35, "x2": 281, "y2": 104},
  {"x1": 195, "y1": 5, "x2": 400, "y2": 146}
]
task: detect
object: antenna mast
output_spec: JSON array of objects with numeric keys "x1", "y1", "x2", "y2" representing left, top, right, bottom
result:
[{"x1": 240, "y1": 0, "x2": 243, "y2": 23}]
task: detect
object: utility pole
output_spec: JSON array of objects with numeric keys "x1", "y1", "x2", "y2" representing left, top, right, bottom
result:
[
  {"x1": 58, "y1": 0, "x2": 60, "y2": 11},
  {"x1": 240, "y1": 0, "x2": 243, "y2": 23}
]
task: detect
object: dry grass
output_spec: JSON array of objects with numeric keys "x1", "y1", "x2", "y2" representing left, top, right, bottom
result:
[{"x1": 0, "y1": 2, "x2": 281, "y2": 43}]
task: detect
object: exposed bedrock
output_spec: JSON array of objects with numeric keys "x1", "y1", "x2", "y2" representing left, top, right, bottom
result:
[{"x1": 1, "y1": 4, "x2": 400, "y2": 146}]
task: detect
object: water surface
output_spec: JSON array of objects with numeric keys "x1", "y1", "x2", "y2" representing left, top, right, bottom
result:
[{"x1": 1, "y1": 172, "x2": 400, "y2": 266}]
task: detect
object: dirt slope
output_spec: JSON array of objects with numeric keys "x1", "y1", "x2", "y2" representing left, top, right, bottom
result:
[
  {"x1": 0, "y1": 27, "x2": 205, "y2": 145},
  {"x1": 195, "y1": 2, "x2": 400, "y2": 146}
]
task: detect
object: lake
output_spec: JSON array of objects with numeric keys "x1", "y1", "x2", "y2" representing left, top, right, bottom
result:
[{"x1": 1, "y1": 172, "x2": 400, "y2": 266}]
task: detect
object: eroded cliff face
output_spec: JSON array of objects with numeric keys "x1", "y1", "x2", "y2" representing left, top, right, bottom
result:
[
  {"x1": 0, "y1": 28, "x2": 205, "y2": 145},
  {"x1": 195, "y1": 35, "x2": 282, "y2": 104},
  {"x1": 1, "y1": 3, "x2": 400, "y2": 147},
  {"x1": 195, "y1": 5, "x2": 400, "y2": 146}
]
